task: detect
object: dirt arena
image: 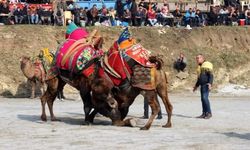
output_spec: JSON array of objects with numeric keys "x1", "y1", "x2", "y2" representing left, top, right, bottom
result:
[{"x1": 0, "y1": 93, "x2": 249, "y2": 150}]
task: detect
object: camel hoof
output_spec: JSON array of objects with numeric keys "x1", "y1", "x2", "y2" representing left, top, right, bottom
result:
[
  {"x1": 140, "y1": 126, "x2": 149, "y2": 130},
  {"x1": 51, "y1": 118, "x2": 61, "y2": 121},
  {"x1": 83, "y1": 121, "x2": 92, "y2": 126},
  {"x1": 129, "y1": 119, "x2": 137, "y2": 127},
  {"x1": 41, "y1": 115, "x2": 47, "y2": 122},
  {"x1": 162, "y1": 123, "x2": 172, "y2": 128}
]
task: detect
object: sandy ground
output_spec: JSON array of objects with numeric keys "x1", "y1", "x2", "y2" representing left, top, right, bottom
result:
[{"x1": 0, "y1": 93, "x2": 250, "y2": 150}]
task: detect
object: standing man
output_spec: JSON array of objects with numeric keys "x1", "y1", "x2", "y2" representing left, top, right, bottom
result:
[{"x1": 193, "y1": 54, "x2": 213, "y2": 119}]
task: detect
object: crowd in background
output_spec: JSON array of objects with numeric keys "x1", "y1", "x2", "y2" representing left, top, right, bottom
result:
[{"x1": 0, "y1": 0, "x2": 250, "y2": 27}]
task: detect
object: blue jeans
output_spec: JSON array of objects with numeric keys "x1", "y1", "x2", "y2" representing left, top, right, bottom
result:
[{"x1": 200, "y1": 84, "x2": 211, "y2": 113}]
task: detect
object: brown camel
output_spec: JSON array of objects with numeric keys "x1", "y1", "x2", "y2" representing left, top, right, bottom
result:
[
  {"x1": 20, "y1": 56, "x2": 46, "y2": 98},
  {"x1": 88, "y1": 55, "x2": 173, "y2": 130},
  {"x1": 40, "y1": 65, "x2": 134, "y2": 126}
]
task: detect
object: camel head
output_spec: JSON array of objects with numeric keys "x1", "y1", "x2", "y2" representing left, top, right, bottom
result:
[
  {"x1": 20, "y1": 56, "x2": 31, "y2": 65},
  {"x1": 91, "y1": 78, "x2": 120, "y2": 119}
]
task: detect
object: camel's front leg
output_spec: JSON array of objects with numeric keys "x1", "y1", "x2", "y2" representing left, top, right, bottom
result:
[
  {"x1": 30, "y1": 79, "x2": 36, "y2": 99},
  {"x1": 140, "y1": 91, "x2": 159, "y2": 130}
]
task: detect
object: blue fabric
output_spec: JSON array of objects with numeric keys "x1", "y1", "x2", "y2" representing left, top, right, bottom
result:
[
  {"x1": 200, "y1": 85, "x2": 211, "y2": 113},
  {"x1": 117, "y1": 27, "x2": 130, "y2": 44},
  {"x1": 185, "y1": 11, "x2": 191, "y2": 20}
]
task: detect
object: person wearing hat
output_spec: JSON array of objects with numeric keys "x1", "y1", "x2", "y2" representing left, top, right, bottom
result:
[{"x1": 193, "y1": 54, "x2": 213, "y2": 119}]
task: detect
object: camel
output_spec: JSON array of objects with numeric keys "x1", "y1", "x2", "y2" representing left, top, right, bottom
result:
[
  {"x1": 40, "y1": 62, "x2": 134, "y2": 126},
  {"x1": 88, "y1": 55, "x2": 173, "y2": 130},
  {"x1": 20, "y1": 56, "x2": 46, "y2": 98}
]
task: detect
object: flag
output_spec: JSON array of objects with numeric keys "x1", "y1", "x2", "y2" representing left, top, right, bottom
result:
[{"x1": 117, "y1": 27, "x2": 131, "y2": 45}]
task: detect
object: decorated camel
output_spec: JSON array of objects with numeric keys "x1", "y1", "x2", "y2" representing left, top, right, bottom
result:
[
  {"x1": 41, "y1": 26, "x2": 172, "y2": 130},
  {"x1": 88, "y1": 28, "x2": 173, "y2": 130},
  {"x1": 20, "y1": 56, "x2": 46, "y2": 98}
]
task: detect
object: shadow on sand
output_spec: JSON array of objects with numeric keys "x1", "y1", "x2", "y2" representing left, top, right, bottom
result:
[
  {"x1": 173, "y1": 113, "x2": 193, "y2": 118},
  {"x1": 17, "y1": 114, "x2": 112, "y2": 126},
  {"x1": 221, "y1": 132, "x2": 250, "y2": 140}
]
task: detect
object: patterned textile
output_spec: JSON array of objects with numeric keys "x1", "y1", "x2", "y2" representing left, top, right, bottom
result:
[
  {"x1": 105, "y1": 51, "x2": 132, "y2": 85},
  {"x1": 131, "y1": 65, "x2": 156, "y2": 90},
  {"x1": 125, "y1": 44, "x2": 155, "y2": 67}
]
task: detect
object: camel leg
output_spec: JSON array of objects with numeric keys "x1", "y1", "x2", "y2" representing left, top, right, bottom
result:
[
  {"x1": 88, "y1": 109, "x2": 98, "y2": 123},
  {"x1": 30, "y1": 79, "x2": 36, "y2": 99},
  {"x1": 140, "y1": 91, "x2": 159, "y2": 130},
  {"x1": 40, "y1": 81, "x2": 46, "y2": 96},
  {"x1": 40, "y1": 78, "x2": 58, "y2": 121},
  {"x1": 80, "y1": 91, "x2": 93, "y2": 125},
  {"x1": 56, "y1": 78, "x2": 66, "y2": 101},
  {"x1": 157, "y1": 84, "x2": 173, "y2": 128},
  {"x1": 47, "y1": 78, "x2": 65, "y2": 121},
  {"x1": 47, "y1": 93, "x2": 59, "y2": 121}
]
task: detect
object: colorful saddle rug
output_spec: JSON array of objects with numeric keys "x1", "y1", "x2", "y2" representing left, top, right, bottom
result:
[
  {"x1": 131, "y1": 65, "x2": 156, "y2": 90},
  {"x1": 109, "y1": 42, "x2": 155, "y2": 68},
  {"x1": 98, "y1": 51, "x2": 132, "y2": 86},
  {"x1": 125, "y1": 43, "x2": 155, "y2": 67}
]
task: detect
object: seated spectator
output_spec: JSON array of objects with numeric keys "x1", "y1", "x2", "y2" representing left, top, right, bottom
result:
[
  {"x1": 109, "y1": 7, "x2": 116, "y2": 26},
  {"x1": 147, "y1": 8, "x2": 157, "y2": 26},
  {"x1": 115, "y1": 0, "x2": 124, "y2": 20},
  {"x1": 159, "y1": 3, "x2": 169, "y2": 26},
  {"x1": 159, "y1": 4, "x2": 174, "y2": 27},
  {"x1": 72, "y1": 5, "x2": 81, "y2": 26},
  {"x1": 22, "y1": 4, "x2": 29, "y2": 24},
  {"x1": 99, "y1": 5, "x2": 109, "y2": 24},
  {"x1": 190, "y1": 8, "x2": 196, "y2": 26},
  {"x1": 172, "y1": 7, "x2": 182, "y2": 27},
  {"x1": 30, "y1": 5, "x2": 39, "y2": 24},
  {"x1": 79, "y1": 7, "x2": 88, "y2": 27},
  {"x1": 13, "y1": 7, "x2": 24, "y2": 24},
  {"x1": 174, "y1": 52, "x2": 187, "y2": 72},
  {"x1": 135, "y1": 6, "x2": 146, "y2": 26},
  {"x1": 40, "y1": 8, "x2": 52, "y2": 25},
  {"x1": 207, "y1": 7, "x2": 218, "y2": 25},
  {"x1": 54, "y1": 8, "x2": 64, "y2": 26},
  {"x1": 57, "y1": 0, "x2": 67, "y2": 11},
  {"x1": 138, "y1": 0, "x2": 148, "y2": 10},
  {"x1": 148, "y1": 0, "x2": 158, "y2": 11},
  {"x1": 245, "y1": 9, "x2": 250, "y2": 25},
  {"x1": 218, "y1": 6, "x2": 229, "y2": 25},
  {"x1": 122, "y1": 8, "x2": 131, "y2": 26},
  {"x1": 0, "y1": 1, "x2": 11, "y2": 24},
  {"x1": 195, "y1": 9, "x2": 204, "y2": 27},
  {"x1": 87, "y1": 4, "x2": 98, "y2": 26},
  {"x1": 228, "y1": 7, "x2": 238, "y2": 26},
  {"x1": 183, "y1": 8, "x2": 192, "y2": 26}
]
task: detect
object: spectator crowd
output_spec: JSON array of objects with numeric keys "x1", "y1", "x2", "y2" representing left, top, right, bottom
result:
[{"x1": 0, "y1": 0, "x2": 250, "y2": 27}]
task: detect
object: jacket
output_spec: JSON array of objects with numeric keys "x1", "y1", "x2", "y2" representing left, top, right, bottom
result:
[{"x1": 195, "y1": 61, "x2": 214, "y2": 87}]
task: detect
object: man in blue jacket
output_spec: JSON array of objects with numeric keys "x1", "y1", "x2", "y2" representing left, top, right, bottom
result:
[{"x1": 193, "y1": 54, "x2": 213, "y2": 119}]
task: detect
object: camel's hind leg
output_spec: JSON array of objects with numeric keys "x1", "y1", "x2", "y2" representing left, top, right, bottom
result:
[
  {"x1": 40, "y1": 77, "x2": 59, "y2": 121},
  {"x1": 140, "y1": 91, "x2": 160, "y2": 130}
]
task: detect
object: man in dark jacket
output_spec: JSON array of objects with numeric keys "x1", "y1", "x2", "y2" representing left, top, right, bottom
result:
[{"x1": 193, "y1": 54, "x2": 213, "y2": 119}]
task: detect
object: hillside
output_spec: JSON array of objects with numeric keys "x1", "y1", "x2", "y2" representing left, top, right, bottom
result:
[{"x1": 0, "y1": 25, "x2": 250, "y2": 97}]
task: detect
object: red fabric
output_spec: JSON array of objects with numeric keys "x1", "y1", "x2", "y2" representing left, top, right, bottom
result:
[
  {"x1": 82, "y1": 63, "x2": 95, "y2": 77},
  {"x1": 107, "y1": 51, "x2": 132, "y2": 85},
  {"x1": 65, "y1": 34, "x2": 69, "y2": 39},
  {"x1": 147, "y1": 10, "x2": 156, "y2": 19}
]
